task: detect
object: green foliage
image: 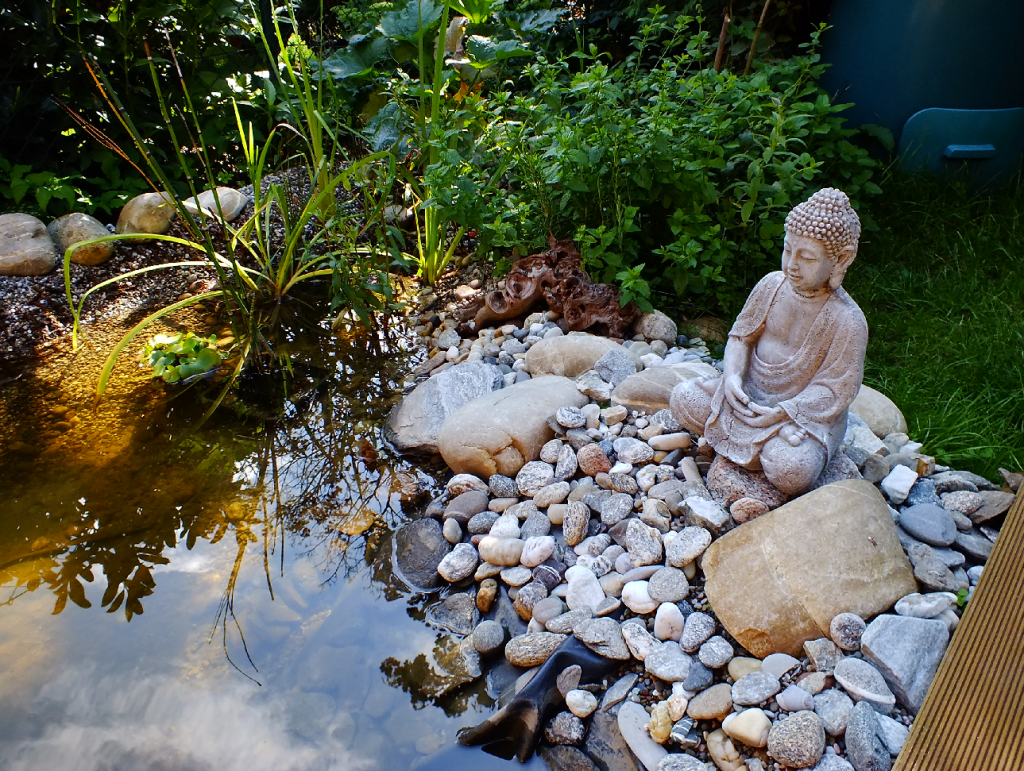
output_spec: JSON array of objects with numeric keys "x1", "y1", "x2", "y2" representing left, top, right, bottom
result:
[
  {"x1": 144, "y1": 332, "x2": 226, "y2": 383},
  {"x1": 956, "y1": 587, "x2": 970, "y2": 608},
  {"x1": 484, "y1": 11, "x2": 886, "y2": 313},
  {"x1": 845, "y1": 172, "x2": 1024, "y2": 480}
]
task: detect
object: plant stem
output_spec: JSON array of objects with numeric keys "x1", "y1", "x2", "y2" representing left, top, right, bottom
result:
[
  {"x1": 744, "y1": 0, "x2": 772, "y2": 76},
  {"x1": 714, "y1": 6, "x2": 731, "y2": 73}
]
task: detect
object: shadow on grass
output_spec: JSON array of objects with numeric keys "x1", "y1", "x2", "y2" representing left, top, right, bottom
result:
[{"x1": 848, "y1": 171, "x2": 1024, "y2": 479}]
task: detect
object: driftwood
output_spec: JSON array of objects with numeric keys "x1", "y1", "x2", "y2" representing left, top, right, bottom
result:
[{"x1": 458, "y1": 238, "x2": 640, "y2": 338}]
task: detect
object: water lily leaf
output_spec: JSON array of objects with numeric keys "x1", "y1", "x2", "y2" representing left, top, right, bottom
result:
[
  {"x1": 379, "y1": 0, "x2": 443, "y2": 43},
  {"x1": 320, "y1": 36, "x2": 389, "y2": 80}
]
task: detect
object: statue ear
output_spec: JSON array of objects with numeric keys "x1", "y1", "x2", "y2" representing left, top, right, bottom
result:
[{"x1": 829, "y1": 244, "x2": 857, "y2": 290}]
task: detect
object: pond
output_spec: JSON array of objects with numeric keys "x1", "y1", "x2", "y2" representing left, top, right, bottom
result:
[{"x1": 0, "y1": 300, "x2": 546, "y2": 771}]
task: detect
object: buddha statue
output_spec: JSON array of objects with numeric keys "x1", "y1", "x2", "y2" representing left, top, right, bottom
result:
[{"x1": 670, "y1": 188, "x2": 868, "y2": 496}]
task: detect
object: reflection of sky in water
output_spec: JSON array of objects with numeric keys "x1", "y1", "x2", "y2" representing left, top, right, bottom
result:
[{"x1": 0, "y1": 537, "x2": 542, "y2": 771}]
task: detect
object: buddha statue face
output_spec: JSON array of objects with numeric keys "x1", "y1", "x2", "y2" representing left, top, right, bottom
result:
[{"x1": 782, "y1": 188, "x2": 861, "y2": 294}]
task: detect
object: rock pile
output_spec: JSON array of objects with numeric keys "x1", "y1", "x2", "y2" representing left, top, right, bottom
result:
[{"x1": 388, "y1": 292, "x2": 1010, "y2": 771}]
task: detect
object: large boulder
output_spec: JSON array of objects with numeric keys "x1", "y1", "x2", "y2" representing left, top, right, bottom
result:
[
  {"x1": 47, "y1": 212, "x2": 113, "y2": 266},
  {"x1": 116, "y1": 191, "x2": 176, "y2": 237},
  {"x1": 0, "y1": 213, "x2": 57, "y2": 276},
  {"x1": 437, "y1": 375, "x2": 589, "y2": 478},
  {"x1": 850, "y1": 386, "x2": 908, "y2": 439},
  {"x1": 703, "y1": 480, "x2": 916, "y2": 657},
  {"x1": 525, "y1": 332, "x2": 642, "y2": 378},
  {"x1": 385, "y1": 361, "x2": 503, "y2": 454},
  {"x1": 611, "y1": 362, "x2": 719, "y2": 413}
]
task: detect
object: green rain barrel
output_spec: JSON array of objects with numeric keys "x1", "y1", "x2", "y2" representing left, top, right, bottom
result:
[{"x1": 820, "y1": 0, "x2": 1024, "y2": 186}]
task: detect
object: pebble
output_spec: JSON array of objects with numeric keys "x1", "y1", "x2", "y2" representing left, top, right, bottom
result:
[
  {"x1": 722, "y1": 708, "x2": 771, "y2": 748},
  {"x1": 613, "y1": 437, "x2": 656, "y2": 465},
  {"x1": 488, "y1": 497, "x2": 519, "y2": 513},
  {"x1": 829, "y1": 612, "x2": 867, "y2": 651},
  {"x1": 617, "y1": 701, "x2": 669, "y2": 771},
  {"x1": 443, "y1": 518, "x2": 463, "y2": 544},
  {"x1": 600, "y1": 672, "x2": 638, "y2": 711},
  {"x1": 490, "y1": 513, "x2": 522, "y2": 538},
  {"x1": 600, "y1": 493, "x2": 635, "y2": 525},
  {"x1": 894, "y1": 591, "x2": 956, "y2": 619},
  {"x1": 706, "y1": 729, "x2": 743, "y2": 771},
  {"x1": 595, "y1": 349, "x2": 637, "y2": 387},
  {"x1": 803, "y1": 638, "x2": 845, "y2": 674},
  {"x1": 621, "y1": 620, "x2": 662, "y2": 661},
  {"x1": 566, "y1": 689, "x2": 599, "y2": 718},
  {"x1": 648, "y1": 433, "x2": 692, "y2": 451},
  {"x1": 767, "y1": 710, "x2": 826, "y2": 768},
  {"x1": 656, "y1": 753, "x2": 708, "y2": 771},
  {"x1": 521, "y1": 535, "x2": 556, "y2": 567},
  {"x1": 533, "y1": 596, "x2": 567, "y2": 626},
  {"x1": 556, "y1": 444, "x2": 579, "y2": 480},
  {"x1": 813, "y1": 689, "x2": 854, "y2": 736},
  {"x1": 646, "y1": 641, "x2": 694, "y2": 682},
  {"x1": 761, "y1": 652, "x2": 801, "y2": 678},
  {"x1": 548, "y1": 503, "x2": 568, "y2": 525},
  {"x1": 730, "y1": 496, "x2": 769, "y2": 523},
  {"x1": 777, "y1": 684, "x2": 816, "y2": 712},
  {"x1": 557, "y1": 664, "x2": 582, "y2": 697},
  {"x1": 687, "y1": 683, "x2": 733, "y2": 720},
  {"x1": 698, "y1": 635, "x2": 734, "y2": 668},
  {"x1": 880, "y1": 465, "x2": 918, "y2": 504},
  {"x1": 732, "y1": 671, "x2": 782, "y2": 706},
  {"x1": 557, "y1": 406, "x2": 588, "y2": 429},
  {"x1": 472, "y1": 620, "x2": 506, "y2": 655},
  {"x1": 654, "y1": 602, "x2": 686, "y2": 641},
  {"x1": 565, "y1": 565, "x2": 606, "y2": 611},
  {"x1": 844, "y1": 702, "x2": 891, "y2": 771},
  {"x1": 489, "y1": 474, "x2": 518, "y2": 498},
  {"x1": 575, "y1": 617, "x2": 631, "y2": 660},
  {"x1": 728, "y1": 657, "x2": 762, "y2": 681},
  {"x1": 545, "y1": 711, "x2": 585, "y2": 745},
  {"x1": 517, "y1": 461, "x2": 555, "y2": 497},
  {"x1": 563, "y1": 501, "x2": 591, "y2": 546},
  {"x1": 534, "y1": 481, "x2": 571, "y2": 508},
  {"x1": 447, "y1": 473, "x2": 489, "y2": 496},
  {"x1": 437, "y1": 543, "x2": 479, "y2": 582},
  {"x1": 624, "y1": 519, "x2": 663, "y2": 566},
  {"x1": 505, "y1": 632, "x2": 567, "y2": 666},
  {"x1": 647, "y1": 567, "x2": 689, "y2": 604},
  {"x1": 468, "y1": 511, "x2": 500, "y2": 534},
  {"x1": 679, "y1": 612, "x2": 716, "y2": 653},
  {"x1": 833, "y1": 658, "x2": 896, "y2": 707},
  {"x1": 875, "y1": 712, "x2": 909, "y2": 755},
  {"x1": 622, "y1": 581, "x2": 659, "y2": 614},
  {"x1": 546, "y1": 608, "x2": 594, "y2": 634},
  {"x1": 477, "y1": 578, "x2": 498, "y2": 612},
  {"x1": 898, "y1": 503, "x2": 956, "y2": 546},
  {"x1": 478, "y1": 536, "x2": 525, "y2": 566},
  {"x1": 940, "y1": 490, "x2": 984, "y2": 516},
  {"x1": 578, "y1": 444, "x2": 613, "y2": 475}
]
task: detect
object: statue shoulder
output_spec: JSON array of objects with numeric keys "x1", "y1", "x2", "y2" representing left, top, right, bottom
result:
[{"x1": 831, "y1": 287, "x2": 868, "y2": 339}]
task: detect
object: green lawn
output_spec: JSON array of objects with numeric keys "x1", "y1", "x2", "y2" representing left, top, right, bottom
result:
[{"x1": 846, "y1": 172, "x2": 1024, "y2": 480}]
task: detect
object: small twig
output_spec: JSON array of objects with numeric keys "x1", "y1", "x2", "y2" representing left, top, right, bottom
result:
[
  {"x1": 744, "y1": 0, "x2": 773, "y2": 76},
  {"x1": 714, "y1": 6, "x2": 732, "y2": 73}
]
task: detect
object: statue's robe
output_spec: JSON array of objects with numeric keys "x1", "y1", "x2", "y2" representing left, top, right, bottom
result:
[{"x1": 704, "y1": 271, "x2": 868, "y2": 468}]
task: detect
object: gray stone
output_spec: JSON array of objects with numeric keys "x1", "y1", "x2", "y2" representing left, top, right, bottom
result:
[
  {"x1": 556, "y1": 444, "x2": 579, "y2": 480},
  {"x1": 437, "y1": 327, "x2": 461, "y2": 349},
  {"x1": 907, "y1": 543, "x2": 959, "y2": 592},
  {"x1": 514, "y1": 581, "x2": 550, "y2": 621},
  {"x1": 637, "y1": 310, "x2": 678, "y2": 344},
  {"x1": 115, "y1": 191, "x2": 176, "y2": 237},
  {"x1": 596, "y1": 348, "x2": 640, "y2": 387},
  {"x1": 656, "y1": 755, "x2": 708, "y2": 771},
  {"x1": 682, "y1": 660, "x2": 714, "y2": 693},
  {"x1": 521, "y1": 509, "x2": 553, "y2": 539},
  {"x1": 517, "y1": 460, "x2": 556, "y2": 497},
  {"x1": 954, "y1": 529, "x2": 994, "y2": 561},
  {"x1": 844, "y1": 702, "x2": 892, "y2": 771},
  {"x1": 437, "y1": 542, "x2": 479, "y2": 582},
  {"x1": 875, "y1": 713, "x2": 909, "y2": 756},
  {"x1": 505, "y1": 632, "x2": 567, "y2": 666},
  {"x1": 679, "y1": 612, "x2": 716, "y2": 653},
  {"x1": 614, "y1": 437, "x2": 656, "y2": 465},
  {"x1": 813, "y1": 689, "x2": 854, "y2": 736},
  {"x1": 585, "y1": 704, "x2": 642, "y2": 771},
  {"x1": 445, "y1": 490, "x2": 490, "y2": 524},
  {"x1": 830, "y1": 612, "x2": 867, "y2": 652},
  {"x1": 610, "y1": 473, "x2": 640, "y2": 495},
  {"x1": 898, "y1": 503, "x2": 956, "y2": 546},
  {"x1": 860, "y1": 614, "x2": 948, "y2": 713},
  {"x1": 601, "y1": 673, "x2": 639, "y2": 711},
  {"x1": 547, "y1": 608, "x2": 595, "y2": 635},
  {"x1": 539, "y1": 745, "x2": 599, "y2": 771},
  {"x1": 557, "y1": 406, "x2": 588, "y2": 429},
  {"x1": 645, "y1": 642, "x2": 693, "y2": 682},
  {"x1": 832, "y1": 658, "x2": 895, "y2": 708},
  {"x1": 0, "y1": 213, "x2": 57, "y2": 275},
  {"x1": 575, "y1": 617, "x2": 631, "y2": 660},
  {"x1": 904, "y1": 478, "x2": 942, "y2": 507},
  {"x1": 682, "y1": 497, "x2": 730, "y2": 535},
  {"x1": 394, "y1": 518, "x2": 451, "y2": 589},
  {"x1": 618, "y1": 700, "x2": 669, "y2": 771},
  {"x1": 47, "y1": 212, "x2": 113, "y2": 265},
  {"x1": 732, "y1": 671, "x2": 782, "y2": 706},
  {"x1": 648, "y1": 567, "x2": 689, "y2": 604},
  {"x1": 698, "y1": 635, "x2": 733, "y2": 668},
  {"x1": 767, "y1": 710, "x2": 825, "y2": 769},
  {"x1": 576, "y1": 370, "x2": 615, "y2": 401},
  {"x1": 557, "y1": 664, "x2": 583, "y2": 697},
  {"x1": 468, "y1": 511, "x2": 500, "y2": 535},
  {"x1": 621, "y1": 620, "x2": 662, "y2": 661},
  {"x1": 624, "y1": 519, "x2": 663, "y2": 566},
  {"x1": 472, "y1": 620, "x2": 506, "y2": 655},
  {"x1": 666, "y1": 527, "x2": 712, "y2": 567},
  {"x1": 601, "y1": 493, "x2": 635, "y2": 526},
  {"x1": 969, "y1": 490, "x2": 1016, "y2": 524},
  {"x1": 184, "y1": 186, "x2": 248, "y2": 221},
  {"x1": 427, "y1": 593, "x2": 478, "y2": 635},
  {"x1": 386, "y1": 361, "x2": 503, "y2": 454},
  {"x1": 669, "y1": 716, "x2": 701, "y2": 748},
  {"x1": 777, "y1": 684, "x2": 816, "y2": 712},
  {"x1": 546, "y1": 711, "x2": 586, "y2": 745},
  {"x1": 563, "y1": 502, "x2": 591, "y2": 547},
  {"x1": 489, "y1": 474, "x2": 518, "y2": 497},
  {"x1": 804, "y1": 638, "x2": 844, "y2": 675},
  {"x1": 812, "y1": 754, "x2": 854, "y2": 771}
]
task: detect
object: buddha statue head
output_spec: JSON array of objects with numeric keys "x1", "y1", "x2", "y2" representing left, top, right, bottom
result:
[{"x1": 782, "y1": 187, "x2": 861, "y2": 296}]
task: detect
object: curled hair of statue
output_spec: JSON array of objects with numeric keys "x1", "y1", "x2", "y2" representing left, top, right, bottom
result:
[{"x1": 456, "y1": 237, "x2": 640, "y2": 339}]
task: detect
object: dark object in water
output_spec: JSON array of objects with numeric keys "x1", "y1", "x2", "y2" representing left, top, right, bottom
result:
[
  {"x1": 457, "y1": 634, "x2": 619, "y2": 762},
  {"x1": 457, "y1": 238, "x2": 640, "y2": 338}
]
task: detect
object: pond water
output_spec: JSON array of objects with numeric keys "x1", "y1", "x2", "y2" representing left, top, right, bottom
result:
[{"x1": 0, "y1": 301, "x2": 546, "y2": 771}]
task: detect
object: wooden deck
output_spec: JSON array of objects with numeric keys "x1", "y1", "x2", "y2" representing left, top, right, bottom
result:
[{"x1": 893, "y1": 485, "x2": 1024, "y2": 771}]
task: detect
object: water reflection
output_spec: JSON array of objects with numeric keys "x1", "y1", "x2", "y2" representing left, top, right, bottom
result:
[{"x1": 0, "y1": 300, "x2": 542, "y2": 770}]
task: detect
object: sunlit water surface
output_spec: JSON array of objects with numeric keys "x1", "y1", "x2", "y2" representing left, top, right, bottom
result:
[{"x1": 0, "y1": 302, "x2": 545, "y2": 771}]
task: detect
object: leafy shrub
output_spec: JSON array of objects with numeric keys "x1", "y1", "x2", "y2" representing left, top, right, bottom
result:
[{"x1": 483, "y1": 11, "x2": 888, "y2": 314}]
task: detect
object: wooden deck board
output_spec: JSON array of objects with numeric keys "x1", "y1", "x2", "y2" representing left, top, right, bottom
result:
[{"x1": 893, "y1": 486, "x2": 1024, "y2": 771}]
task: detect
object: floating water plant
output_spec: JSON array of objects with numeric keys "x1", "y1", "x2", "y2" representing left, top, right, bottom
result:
[{"x1": 143, "y1": 332, "x2": 226, "y2": 384}]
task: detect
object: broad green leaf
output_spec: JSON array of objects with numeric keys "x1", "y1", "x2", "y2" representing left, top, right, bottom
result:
[
  {"x1": 465, "y1": 35, "x2": 531, "y2": 65},
  {"x1": 449, "y1": 0, "x2": 502, "y2": 24},
  {"x1": 320, "y1": 36, "x2": 389, "y2": 79},
  {"x1": 379, "y1": 0, "x2": 443, "y2": 43}
]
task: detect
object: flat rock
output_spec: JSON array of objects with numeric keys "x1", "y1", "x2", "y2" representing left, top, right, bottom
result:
[
  {"x1": 646, "y1": 642, "x2": 693, "y2": 682},
  {"x1": 386, "y1": 361, "x2": 503, "y2": 454},
  {"x1": 437, "y1": 542, "x2": 479, "y2": 582},
  {"x1": 575, "y1": 617, "x2": 631, "y2": 660},
  {"x1": 47, "y1": 212, "x2": 113, "y2": 265},
  {"x1": 611, "y1": 363, "x2": 718, "y2": 412},
  {"x1": 860, "y1": 614, "x2": 948, "y2": 713},
  {"x1": 394, "y1": 518, "x2": 450, "y2": 589},
  {"x1": 648, "y1": 567, "x2": 689, "y2": 604},
  {"x1": 813, "y1": 688, "x2": 854, "y2": 736},
  {"x1": 898, "y1": 503, "x2": 956, "y2": 546},
  {"x1": 546, "y1": 711, "x2": 586, "y2": 745},
  {"x1": 687, "y1": 683, "x2": 733, "y2": 720},
  {"x1": 875, "y1": 713, "x2": 909, "y2": 756},
  {"x1": 844, "y1": 702, "x2": 892, "y2": 771},
  {"x1": 762, "y1": 652, "x2": 801, "y2": 678},
  {"x1": 702, "y1": 480, "x2": 916, "y2": 657},
  {"x1": 833, "y1": 658, "x2": 895, "y2": 707},
  {"x1": 547, "y1": 608, "x2": 595, "y2": 635},
  {"x1": 812, "y1": 756, "x2": 854, "y2": 771},
  {"x1": 437, "y1": 375, "x2": 589, "y2": 477},
  {"x1": 596, "y1": 348, "x2": 640, "y2": 387},
  {"x1": 697, "y1": 635, "x2": 733, "y2": 668},
  {"x1": 732, "y1": 671, "x2": 782, "y2": 706},
  {"x1": 539, "y1": 745, "x2": 599, "y2": 771},
  {"x1": 427, "y1": 593, "x2": 478, "y2": 635},
  {"x1": 679, "y1": 612, "x2": 716, "y2": 653},
  {"x1": 894, "y1": 592, "x2": 956, "y2": 619},
  {"x1": 526, "y1": 333, "x2": 641, "y2": 378},
  {"x1": 656, "y1": 754, "x2": 708, "y2": 771},
  {"x1": 618, "y1": 701, "x2": 669, "y2": 771},
  {"x1": 0, "y1": 213, "x2": 57, "y2": 276},
  {"x1": 505, "y1": 632, "x2": 567, "y2": 666},
  {"x1": 954, "y1": 529, "x2": 994, "y2": 561},
  {"x1": 601, "y1": 673, "x2": 639, "y2": 711},
  {"x1": 625, "y1": 520, "x2": 663, "y2": 566},
  {"x1": 850, "y1": 385, "x2": 908, "y2": 439},
  {"x1": 621, "y1": 620, "x2": 662, "y2": 661},
  {"x1": 969, "y1": 490, "x2": 1016, "y2": 524},
  {"x1": 666, "y1": 527, "x2": 712, "y2": 567}
]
